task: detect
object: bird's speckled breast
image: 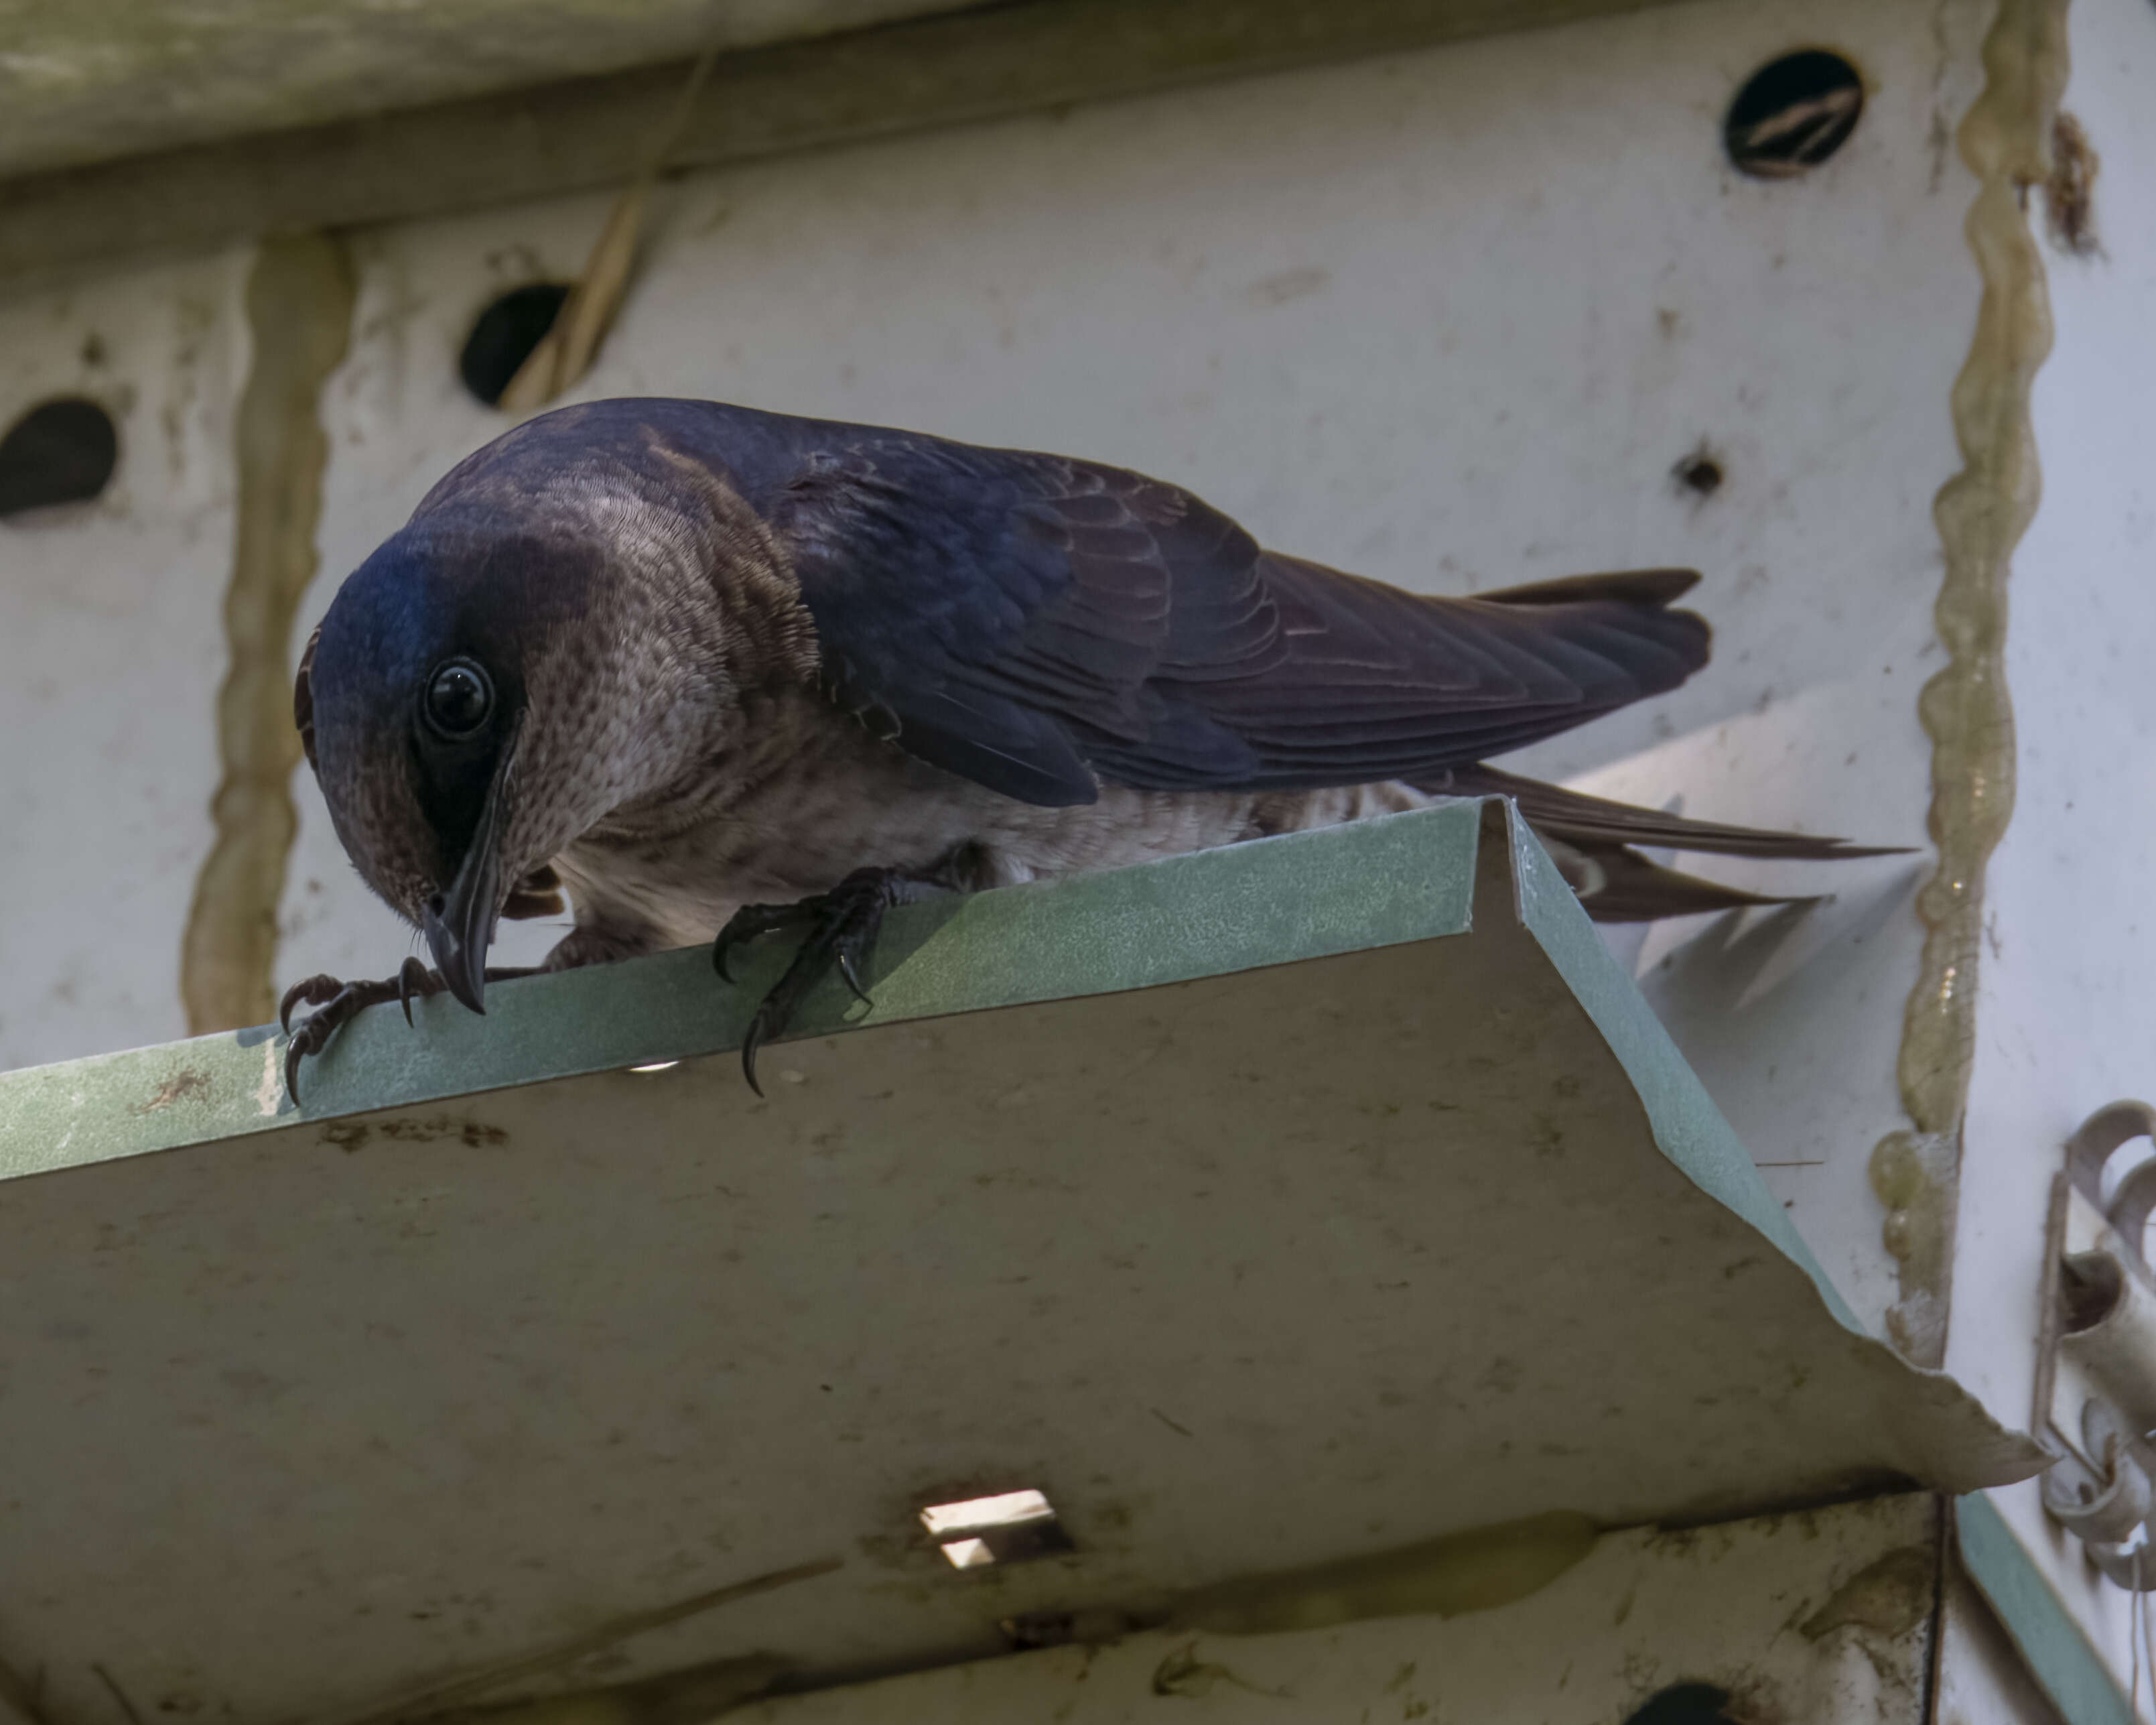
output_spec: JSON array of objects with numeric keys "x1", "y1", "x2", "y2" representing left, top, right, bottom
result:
[{"x1": 540, "y1": 685, "x2": 1440, "y2": 966}]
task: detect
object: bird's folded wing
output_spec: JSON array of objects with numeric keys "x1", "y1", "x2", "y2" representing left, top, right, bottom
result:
[{"x1": 766, "y1": 432, "x2": 1710, "y2": 807}]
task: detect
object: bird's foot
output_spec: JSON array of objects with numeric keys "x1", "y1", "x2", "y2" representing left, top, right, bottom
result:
[
  {"x1": 712, "y1": 867, "x2": 942, "y2": 1096},
  {"x1": 278, "y1": 958, "x2": 537, "y2": 1106}
]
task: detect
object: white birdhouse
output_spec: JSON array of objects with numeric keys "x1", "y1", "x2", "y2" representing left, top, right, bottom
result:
[{"x1": 0, "y1": 0, "x2": 2145, "y2": 1718}]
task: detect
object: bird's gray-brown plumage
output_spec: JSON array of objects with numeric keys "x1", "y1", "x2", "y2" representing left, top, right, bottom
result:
[{"x1": 281, "y1": 397, "x2": 1888, "y2": 1096}]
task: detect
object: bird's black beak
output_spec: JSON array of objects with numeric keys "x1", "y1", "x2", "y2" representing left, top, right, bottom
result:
[{"x1": 422, "y1": 722, "x2": 521, "y2": 1015}]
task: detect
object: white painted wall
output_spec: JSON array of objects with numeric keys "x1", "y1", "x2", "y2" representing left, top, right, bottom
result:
[
  {"x1": 0, "y1": 249, "x2": 250, "y2": 1072},
  {"x1": 0, "y1": 0, "x2": 2013, "y2": 1378},
  {"x1": 1950, "y1": 0, "x2": 2156, "y2": 1704},
  {"x1": 287, "y1": 0, "x2": 1990, "y2": 1336},
  {"x1": 0, "y1": 2, "x2": 2129, "y2": 1716},
  {"x1": 1939, "y1": 1569, "x2": 2069, "y2": 1725}
]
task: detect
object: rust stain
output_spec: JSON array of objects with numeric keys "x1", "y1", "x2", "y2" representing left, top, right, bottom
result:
[
  {"x1": 1874, "y1": 0, "x2": 2066, "y2": 1365},
  {"x1": 133, "y1": 1068, "x2": 211, "y2": 1114},
  {"x1": 181, "y1": 233, "x2": 355, "y2": 1035},
  {"x1": 2042, "y1": 111, "x2": 2100, "y2": 255}
]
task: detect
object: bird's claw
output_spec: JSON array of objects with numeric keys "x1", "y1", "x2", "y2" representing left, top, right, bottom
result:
[
  {"x1": 279, "y1": 971, "x2": 426, "y2": 1106},
  {"x1": 396, "y1": 954, "x2": 431, "y2": 1027},
  {"x1": 714, "y1": 868, "x2": 921, "y2": 1096},
  {"x1": 282, "y1": 957, "x2": 547, "y2": 1104},
  {"x1": 279, "y1": 960, "x2": 540, "y2": 1106},
  {"x1": 711, "y1": 901, "x2": 818, "y2": 983}
]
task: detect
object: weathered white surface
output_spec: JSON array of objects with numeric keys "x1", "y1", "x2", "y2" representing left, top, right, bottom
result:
[
  {"x1": 291, "y1": 0, "x2": 1990, "y2": 1332},
  {"x1": 740, "y1": 1494, "x2": 1940, "y2": 1723},
  {"x1": 1, "y1": 815, "x2": 2033, "y2": 1721},
  {"x1": 0, "y1": 0, "x2": 984, "y2": 180},
  {"x1": 0, "y1": 249, "x2": 249, "y2": 1072},
  {"x1": 1937, "y1": 1567, "x2": 2069, "y2": 1725},
  {"x1": 1949, "y1": 0, "x2": 2156, "y2": 1706}
]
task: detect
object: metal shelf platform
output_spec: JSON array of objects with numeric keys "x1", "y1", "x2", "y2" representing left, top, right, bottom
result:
[{"x1": 0, "y1": 800, "x2": 2039, "y2": 1721}]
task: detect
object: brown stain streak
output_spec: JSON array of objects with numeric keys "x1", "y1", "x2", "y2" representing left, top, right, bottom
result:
[
  {"x1": 180, "y1": 235, "x2": 355, "y2": 1035},
  {"x1": 1874, "y1": 0, "x2": 2065, "y2": 1364},
  {"x1": 287, "y1": 1557, "x2": 841, "y2": 1725},
  {"x1": 0, "y1": 1648, "x2": 53, "y2": 1725},
  {"x1": 2043, "y1": 110, "x2": 2099, "y2": 255},
  {"x1": 132, "y1": 1068, "x2": 211, "y2": 1114}
]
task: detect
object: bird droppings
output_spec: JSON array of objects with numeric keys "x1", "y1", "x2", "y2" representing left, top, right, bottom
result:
[
  {"x1": 1001, "y1": 1606, "x2": 1137, "y2": 1650},
  {"x1": 1670, "y1": 442, "x2": 1725, "y2": 500},
  {"x1": 314, "y1": 1118, "x2": 509, "y2": 1153},
  {"x1": 380, "y1": 1117, "x2": 511, "y2": 1147},
  {"x1": 133, "y1": 1068, "x2": 210, "y2": 1114},
  {"x1": 2041, "y1": 111, "x2": 2100, "y2": 256}
]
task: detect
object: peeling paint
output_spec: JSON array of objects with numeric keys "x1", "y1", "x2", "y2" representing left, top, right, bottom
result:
[
  {"x1": 180, "y1": 235, "x2": 354, "y2": 1037},
  {"x1": 1875, "y1": 0, "x2": 2066, "y2": 1366},
  {"x1": 253, "y1": 1037, "x2": 283, "y2": 1116},
  {"x1": 1798, "y1": 1545, "x2": 1936, "y2": 1641}
]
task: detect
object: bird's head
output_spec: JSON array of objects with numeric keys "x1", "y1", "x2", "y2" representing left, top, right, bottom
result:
[{"x1": 297, "y1": 512, "x2": 723, "y2": 1013}]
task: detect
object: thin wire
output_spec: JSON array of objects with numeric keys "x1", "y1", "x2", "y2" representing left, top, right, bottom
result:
[
  {"x1": 2142, "y1": 1555, "x2": 2156, "y2": 1724},
  {"x1": 2135, "y1": 1544, "x2": 2144, "y2": 1718}
]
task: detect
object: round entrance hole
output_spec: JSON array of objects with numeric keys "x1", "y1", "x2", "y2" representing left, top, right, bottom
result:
[
  {"x1": 459, "y1": 283, "x2": 571, "y2": 408},
  {"x1": 1724, "y1": 50, "x2": 1864, "y2": 178},
  {"x1": 0, "y1": 397, "x2": 119, "y2": 519}
]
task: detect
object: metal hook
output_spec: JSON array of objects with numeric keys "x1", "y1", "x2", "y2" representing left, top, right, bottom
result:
[{"x1": 2066, "y1": 1101, "x2": 2156, "y2": 1248}]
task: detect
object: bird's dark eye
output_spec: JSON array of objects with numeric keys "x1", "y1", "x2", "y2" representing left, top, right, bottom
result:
[{"x1": 423, "y1": 658, "x2": 493, "y2": 739}]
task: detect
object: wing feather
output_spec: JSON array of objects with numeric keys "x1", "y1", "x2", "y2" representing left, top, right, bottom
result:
[{"x1": 766, "y1": 428, "x2": 1710, "y2": 808}]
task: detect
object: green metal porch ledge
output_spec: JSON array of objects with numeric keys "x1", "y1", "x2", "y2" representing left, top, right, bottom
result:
[{"x1": 0, "y1": 799, "x2": 2046, "y2": 1721}]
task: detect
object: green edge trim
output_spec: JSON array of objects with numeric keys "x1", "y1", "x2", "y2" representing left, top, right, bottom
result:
[
  {"x1": 1957, "y1": 1493, "x2": 2137, "y2": 1725},
  {"x1": 1501, "y1": 802, "x2": 1864, "y2": 1330},
  {"x1": 0, "y1": 800, "x2": 1481, "y2": 1179}
]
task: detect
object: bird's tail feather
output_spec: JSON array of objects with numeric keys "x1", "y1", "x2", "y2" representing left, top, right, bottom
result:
[
  {"x1": 1545, "y1": 845, "x2": 1822, "y2": 923},
  {"x1": 1414, "y1": 763, "x2": 1913, "y2": 923},
  {"x1": 1442, "y1": 764, "x2": 1907, "y2": 860}
]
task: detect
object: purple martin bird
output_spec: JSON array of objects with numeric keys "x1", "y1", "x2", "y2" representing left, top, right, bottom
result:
[{"x1": 281, "y1": 397, "x2": 1884, "y2": 1099}]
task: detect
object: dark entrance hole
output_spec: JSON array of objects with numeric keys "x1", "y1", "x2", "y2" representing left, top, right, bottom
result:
[
  {"x1": 0, "y1": 397, "x2": 119, "y2": 519},
  {"x1": 459, "y1": 283, "x2": 571, "y2": 408},
  {"x1": 1725, "y1": 50, "x2": 1864, "y2": 178}
]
